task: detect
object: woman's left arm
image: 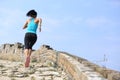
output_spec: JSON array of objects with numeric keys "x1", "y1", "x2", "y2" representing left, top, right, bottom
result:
[{"x1": 38, "y1": 18, "x2": 42, "y2": 32}]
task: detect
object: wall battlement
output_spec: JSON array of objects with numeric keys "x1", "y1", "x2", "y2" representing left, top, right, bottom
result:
[
  {"x1": 0, "y1": 43, "x2": 120, "y2": 80},
  {"x1": 0, "y1": 42, "x2": 23, "y2": 54}
]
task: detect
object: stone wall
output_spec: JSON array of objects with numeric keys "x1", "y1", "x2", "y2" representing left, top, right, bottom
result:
[
  {"x1": 0, "y1": 42, "x2": 24, "y2": 61},
  {"x1": 0, "y1": 43, "x2": 120, "y2": 80},
  {"x1": 0, "y1": 42, "x2": 23, "y2": 54},
  {"x1": 35, "y1": 45, "x2": 120, "y2": 80}
]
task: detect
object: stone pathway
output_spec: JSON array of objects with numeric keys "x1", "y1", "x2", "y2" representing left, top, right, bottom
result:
[{"x1": 0, "y1": 60, "x2": 69, "y2": 80}]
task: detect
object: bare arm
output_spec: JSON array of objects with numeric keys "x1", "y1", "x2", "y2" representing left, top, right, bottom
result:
[
  {"x1": 23, "y1": 20, "x2": 28, "y2": 29},
  {"x1": 38, "y1": 18, "x2": 42, "y2": 32}
]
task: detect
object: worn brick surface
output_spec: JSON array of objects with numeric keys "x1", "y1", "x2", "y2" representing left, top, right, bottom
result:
[{"x1": 0, "y1": 43, "x2": 120, "y2": 80}]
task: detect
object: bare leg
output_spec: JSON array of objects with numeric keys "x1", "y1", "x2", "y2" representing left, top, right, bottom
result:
[
  {"x1": 28, "y1": 49, "x2": 32, "y2": 56},
  {"x1": 24, "y1": 49, "x2": 32, "y2": 67}
]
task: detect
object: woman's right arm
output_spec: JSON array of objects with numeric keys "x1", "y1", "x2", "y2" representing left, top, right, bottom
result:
[{"x1": 23, "y1": 20, "x2": 28, "y2": 29}]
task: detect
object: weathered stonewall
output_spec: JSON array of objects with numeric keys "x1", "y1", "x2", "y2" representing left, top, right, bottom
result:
[{"x1": 0, "y1": 42, "x2": 120, "y2": 80}]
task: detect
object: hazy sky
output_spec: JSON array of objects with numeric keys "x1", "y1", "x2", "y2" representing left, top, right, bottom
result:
[{"x1": 0, "y1": 0, "x2": 120, "y2": 71}]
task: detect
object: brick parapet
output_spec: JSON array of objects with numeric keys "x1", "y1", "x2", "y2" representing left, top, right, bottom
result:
[{"x1": 37, "y1": 45, "x2": 120, "y2": 80}]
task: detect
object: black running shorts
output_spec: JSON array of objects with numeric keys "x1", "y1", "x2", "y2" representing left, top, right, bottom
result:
[{"x1": 24, "y1": 33, "x2": 37, "y2": 49}]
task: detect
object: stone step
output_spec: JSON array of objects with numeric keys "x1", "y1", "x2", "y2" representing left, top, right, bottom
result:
[{"x1": 0, "y1": 60, "x2": 69, "y2": 80}]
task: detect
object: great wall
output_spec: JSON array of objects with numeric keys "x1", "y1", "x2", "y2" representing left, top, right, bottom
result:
[{"x1": 0, "y1": 42, "x2": 120, "y2": 80}]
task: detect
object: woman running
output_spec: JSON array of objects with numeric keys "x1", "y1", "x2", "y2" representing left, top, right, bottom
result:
[{"x1": 23, "y1": 10, "x2": 42, "y2": 68}]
